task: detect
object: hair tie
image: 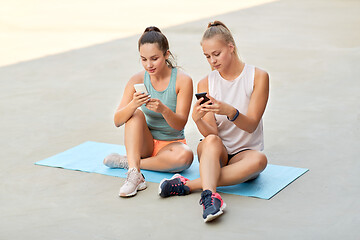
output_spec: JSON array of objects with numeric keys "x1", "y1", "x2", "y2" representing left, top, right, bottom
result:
[
  {"x1": 210, "y1": 23, "x2": 220, "y2": 27},
  {"x1": 144, "y1": 26, "x2": 161, "y2": 33}
]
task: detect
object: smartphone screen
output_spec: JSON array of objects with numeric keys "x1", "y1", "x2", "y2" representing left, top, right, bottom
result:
[
  {"x1": 134, "y1": 83, "x2": 149, "y2": 95},
  {"x1": 195, "y1": 92, "x2": 211, "y2": 105}
]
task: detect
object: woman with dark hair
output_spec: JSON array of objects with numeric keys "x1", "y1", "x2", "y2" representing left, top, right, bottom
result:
[
  {"x1": 104, "y1": 26, "x2": 194, "y2": 197},
  {"x1": 159, "y1": 21, "x2": 269, "y2": 223}
]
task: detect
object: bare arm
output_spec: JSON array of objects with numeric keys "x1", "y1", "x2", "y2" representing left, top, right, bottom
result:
[
  {"x1": 114, "y1": 73, "x2": 150, "y2": 127},
  {"x1": 192, "y1": 76, "x2": 218, "y2": 137}
]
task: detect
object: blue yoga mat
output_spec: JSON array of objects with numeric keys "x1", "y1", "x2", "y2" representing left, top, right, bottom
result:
[{"x1": 35, "y1": 141, "x2": 308, "y2": 199}]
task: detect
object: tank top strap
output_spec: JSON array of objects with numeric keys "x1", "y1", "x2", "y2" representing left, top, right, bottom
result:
[
  {"x1": 143, "y1": 71, "x2": 150, "y2": 88},
  {"x1": 169, "y1": 67, "x2": 177, "y2": 92}
]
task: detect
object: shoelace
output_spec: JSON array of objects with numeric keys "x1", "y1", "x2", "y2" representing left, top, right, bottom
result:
[
  {"x1": 199, "y1": 193, "x2": 213, "y2": 209},
  {"x1": 118, "y1": 160, "x2": 128, "y2": 169},
  {"x1": 168, "y1": 181, "x2": 185, "y2": 195},
  {"x1": 125, "y1": 169, "x2": 139, "y2": 184},
  {"x1": 115, "y1": 156, "x2": 128, "y2": 169}
]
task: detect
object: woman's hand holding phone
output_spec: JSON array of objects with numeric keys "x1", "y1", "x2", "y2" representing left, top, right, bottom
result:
[
  {"x1": 200, "y1": 94, "x2": 236, "y2": 118},
  {"x1": 192, "y1": 98, "x2": 208, "y2": 122},
  {"x1": 192, "y1": 92, "x2": 212, "y2": 122},
  {"x1": 132, "y1": 83, "x2": 150, "y2": 108},
  {"x1": 195, "y1": 92, "x2": 212, "y2": 105}
]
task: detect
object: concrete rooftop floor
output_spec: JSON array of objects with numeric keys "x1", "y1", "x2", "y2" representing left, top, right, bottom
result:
[{"x1": 0, "y1": 0, "x2": 359, "y2": 239}]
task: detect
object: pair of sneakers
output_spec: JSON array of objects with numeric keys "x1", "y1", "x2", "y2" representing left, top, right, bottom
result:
[
  {"x1": 104, "y1": 153, "x2": 146, "y2": 197},
  {"x1": 104, "y1": 153, "x2": 226, "y2": 222},
  {"x1": 104, "y1": 153, "x2": 191, "y2": 198},
  {"x1": 159, "y1": 174, "x2": 226, "y2": 223}
]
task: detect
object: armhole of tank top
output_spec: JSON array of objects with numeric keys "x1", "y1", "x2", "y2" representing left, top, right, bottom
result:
[
  {"x1": 143, "y1": 71, "x2": 150, "y2": 90},
  {"x1": 144, "y1": 71, "x2": 148, "y2": 83},
  {"x1": 171, "y1": 67, "x2": 177, "y2": 93},
  {"x1": 207, "y1": 71, "x2": 215, "y2": 96},
  {"x1": 247, "y1": 66, "x2": 255, "y2": 98}
]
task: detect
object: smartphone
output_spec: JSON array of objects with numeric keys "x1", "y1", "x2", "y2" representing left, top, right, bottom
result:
[
  {"x1": 134, "y1": 83, "x2": 149, "y2": 95},
  {"x1": 195, "y1": 92, "x2": 211, "y2": 105}
]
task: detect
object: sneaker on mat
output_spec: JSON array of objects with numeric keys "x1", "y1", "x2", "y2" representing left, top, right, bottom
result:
[
  {"x1": 158, "y1": 174, "x2": 190, "y2": 198},
  {"x1": 119, "y1": 168, "x2": 147, "y2": 197},
  {"x1": 103, "y1": 153, "x2": 128, "y2": 169},
  {"x1": 199, "y1": 189, "x2": 226, "y2": 223}
]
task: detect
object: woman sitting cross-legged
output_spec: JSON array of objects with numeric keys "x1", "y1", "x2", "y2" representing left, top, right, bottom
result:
[
  {"x1": 158, "y1": 21, "x2": 269, "y2": 223},
  {"x1": 104, "y1": 26, "x2": 194, "y2": 198}
]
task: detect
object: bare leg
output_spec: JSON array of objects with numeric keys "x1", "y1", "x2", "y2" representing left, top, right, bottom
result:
[
  {"x1": 124, "y1": 109, "x2": 154, "y2": 170},
  {"x1": 185, "y1": 135, "x2": 267, "y2": 192},
  {"x1": 124, "y1": 109, "x2": 193, "y2": 172},
  {"x1": 192, "y1": 135, "x2": 228, "y2": 193},
  {"x1": 140, "y1": 142, "x2": 193, "y2": 172}
]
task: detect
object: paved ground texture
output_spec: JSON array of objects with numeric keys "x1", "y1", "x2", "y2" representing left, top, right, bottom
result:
[{"x1": 1, "y1": 0, "x2": 359, "y2": 239}]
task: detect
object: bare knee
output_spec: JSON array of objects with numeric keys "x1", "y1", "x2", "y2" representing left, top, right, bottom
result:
[
  {"x1": 197, "y1": 135, "x2": 224, "y2": 162},
  {"x1": 202, "y1": 134, "x2": 222, "y2": 146},
  {"x1": 126, "y1": 109, "x2": 145, "y2": 125},
  {"x1": 255, "y1": 152, "x2": 268, "y2": 171},
  {"x1": 167, "y1": 146, "x2": 193, "y2": 173},
  {"x1": 176, "y1": 147, "x2": 193, "y2": 169},
  {"x1": 197, "y1": 134, "x2": 222, "y2": 153}
]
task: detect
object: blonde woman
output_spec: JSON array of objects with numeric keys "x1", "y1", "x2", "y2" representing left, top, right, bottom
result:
[{"x1": 159, "y1": 21, "x2": 269, "y2": 222}]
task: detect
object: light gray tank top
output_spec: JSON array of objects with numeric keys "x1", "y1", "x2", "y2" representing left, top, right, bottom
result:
[
  {"x1": 208, "y1": 64, "x2": 264, "y2": 154},
  {"x1": 141, "y1": 68, "x2": 185, "y2": 140}
]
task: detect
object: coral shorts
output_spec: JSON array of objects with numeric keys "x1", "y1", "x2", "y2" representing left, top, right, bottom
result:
[{"x1": 152, "y1": 139, "x2": 187, "y2": 157}]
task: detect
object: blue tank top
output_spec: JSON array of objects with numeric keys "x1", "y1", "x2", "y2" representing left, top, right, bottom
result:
[{"x1": 141, "y1": 68, "x2": 185, "y2": 140}]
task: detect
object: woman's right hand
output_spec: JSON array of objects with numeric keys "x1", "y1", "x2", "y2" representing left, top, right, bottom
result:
[
  {"x1": 192, "y1": 97, "x2": 210, "y2": 123},
  {"x1": 131, "y1": 92, "x2": 151, "y2": 108}
]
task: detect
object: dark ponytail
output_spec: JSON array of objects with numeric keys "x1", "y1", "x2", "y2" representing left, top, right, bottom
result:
[{"x1": 138, "y1": 26, "x2": 176, "y2": 68}]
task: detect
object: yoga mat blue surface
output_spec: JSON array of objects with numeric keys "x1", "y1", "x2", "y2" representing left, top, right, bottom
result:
[{"x1": 35, "y1": 141, "x2": 308, "y2": 199}]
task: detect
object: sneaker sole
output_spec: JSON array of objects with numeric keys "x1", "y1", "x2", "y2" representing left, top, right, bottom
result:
[
  {"x1": 119, "y1": 182, "x2": 147, "y2": 198},
  {"x1": 204, "y1": 203, "x2": 227, "y2": 223},
  {"x1": 158, "y1": 173, "x2": 181, "y2": 197}
]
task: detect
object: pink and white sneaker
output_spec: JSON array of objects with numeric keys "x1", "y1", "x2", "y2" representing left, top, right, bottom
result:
[{"x1": 119, "y1": 168, "x2": 147, "y2": 197}]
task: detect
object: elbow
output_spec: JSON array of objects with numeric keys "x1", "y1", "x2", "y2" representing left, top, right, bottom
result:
[
  {"x1": 244, "y1": 123, "x2": 260, "y2": 133},
  {"x1": 174, "y1": 118, "x2": 187, "y2": 131},
  {"x1": 114, "y1": 119, "x2": 124, "y2": 128},
  {"x1": 114, "y1": 121, "x2": 121, "y2": 128},
  {"x1": 246, "y1": 127, "x2": 256, "y2": 134},
  {"x1": 173, "y1": 124, "x2": 185, "y2": 131},
  {"x1": 243, "y1": 119, "x2": 260, "y2": 133},
  {"x1": 113, "y1": 116, "x2": 123, "y2": 128}
]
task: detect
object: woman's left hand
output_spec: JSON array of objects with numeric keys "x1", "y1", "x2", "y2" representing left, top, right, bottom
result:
[
  {"x1": 145, "y1": 98, "x2": 167, "y2": 113},
  {"x1": 202, "y1": 95, "x2": 236, "y2": 118}
]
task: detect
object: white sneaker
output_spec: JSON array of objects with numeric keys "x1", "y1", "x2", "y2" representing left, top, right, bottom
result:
[
  {"x1": 119, "y1": 168, "x2": 147, "y2": 197},
  {"x1": 103, "y1": 153, "x2": 128, "y2": 169}
]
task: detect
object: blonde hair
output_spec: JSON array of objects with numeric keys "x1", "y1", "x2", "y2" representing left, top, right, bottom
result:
[{"x1": 201, "y1": 21, "x2": 238, "y2": 56}]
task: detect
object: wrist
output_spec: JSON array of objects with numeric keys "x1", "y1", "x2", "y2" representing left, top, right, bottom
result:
[
  {"x1": 193, "y1": 117, "x2": 203, "y2": 124},
  {"x1": 161, "y1": 105, "x2": 170, "y2": 115},
  {"x1": 130, "y1": 100, "x2": 140, "y2": 110},
  {"x1": 227, "y1": 108, "x2": 239, "y2": 122}
]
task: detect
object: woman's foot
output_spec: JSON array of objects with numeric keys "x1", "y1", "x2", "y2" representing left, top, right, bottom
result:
[
  {"x1": 119, "y1": 168, "x2": 147, "y2": 197},
  {"x1": 103, "y1": 153, "x2": 129, "y2": 169},
  {"x1": 199, "y1": 190, "x2": 226, "y2": 222},
  {"x1": 158, "y1": 174, "x2": 190, "y2": 197}
]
